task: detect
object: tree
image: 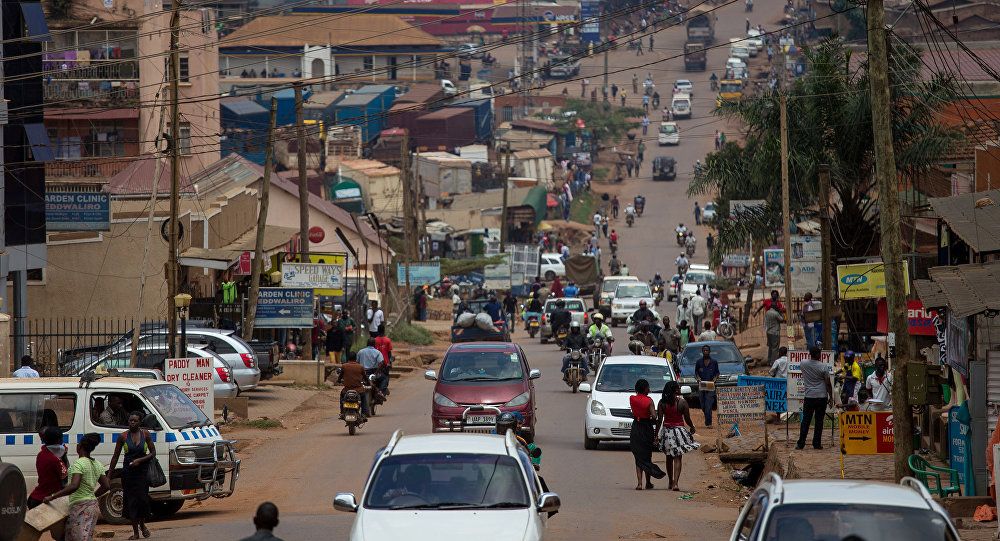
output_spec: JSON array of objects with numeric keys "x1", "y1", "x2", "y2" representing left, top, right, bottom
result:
[{"x1": 552, "y1": 99, "x2": 643, "y2": 158}]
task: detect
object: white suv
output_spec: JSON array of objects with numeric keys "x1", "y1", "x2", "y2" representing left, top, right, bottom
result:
[
  {"x1": 335, "y1": 431, "x2": 561, "y2": 541},
  {"x1": 731, "y1": 473, "x2": 961, "y2": 540},
  {"x1": 610, "y1": 282, "x2": 654, "y2": 326}
]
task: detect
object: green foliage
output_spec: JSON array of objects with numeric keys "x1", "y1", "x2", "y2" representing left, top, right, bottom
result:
[
  {"x1": 440, "y1": 255, "x2": 507, "y2": 276},
  {"x1": 228, "y1": 418, "x2": 283, "y2": 429},
  {"x1": 569, "y1": 191, "x2": 598, "y2": 225},
  {"x1": 389, "y1": 322, "x2": 434, "y2": 345},
  {"x1": 690, "y1": 38, "x2": 963, "y2": 266},
  {"x1": 552, "y1": 99, "x2": 643, "y2": 146}
]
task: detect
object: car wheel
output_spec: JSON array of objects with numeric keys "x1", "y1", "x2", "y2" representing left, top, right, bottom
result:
[
  {"x1": 98, "y1": 479, "x2": 130, "y2": 525},
  {"x1": 584, "y1": 433, "x2": 599, "y2": 450},
  {"x1": 545, "y1": 270, "x2": 556, "y2": 281}
]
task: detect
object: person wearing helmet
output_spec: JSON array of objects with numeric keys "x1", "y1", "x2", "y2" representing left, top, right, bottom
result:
[
  {"x1": 561, "y1": 321, "x2": 590, "y2": 380},
  {"x1": 628, "y1": 339, "x2": 645, "y2": 355},
  {"x1": 495, "y1": 412, "x2": 519, "y2": 437},
  {"x1": 631, "y1": 300, "x2": 655, "y2": 329},
  {"x1": 549, "y1": 299, "x2": 572, "y2": 342},
  {"x1": 651, "y1": 273, "x2": 665, "y2": 288},
  {"x1": 587, "y1": 313, "x2": 614, "y2": 354}
]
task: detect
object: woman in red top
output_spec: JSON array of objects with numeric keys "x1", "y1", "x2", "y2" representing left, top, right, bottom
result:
[
  {"x1": 629, "y1": 379, "x2": 667, "y2": 490},
  {"x1": 657, "y1": 381, "x2": 699, "y2": 491},
  {"x1": 29, "y1": 426, "x2": 69, "y2": 509}
]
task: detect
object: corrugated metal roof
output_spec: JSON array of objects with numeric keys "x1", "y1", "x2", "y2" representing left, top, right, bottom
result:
[
  {"x1": 513, "y1": 149, "x2": 552, "y2": 160},
  {"x1": 304, "y1": 91, "x2": 344, "y2": 108},
  {"x1": 917, "y1": 262, "x2": 1000, "y2": 317},
  {"x1": 419, "y1": 107, "x2": 473, "y2": 119},
  {"x1": 221, "y1": 99, "x2": 268, "y2": 116},
  {"x1": 928, "y1": 190, "x2": 1000, "y2": 252},
  {"x1": 222, "y1": 13, "x2": 442, "y2": 49},
  {"x1": 337, "y1": 93, "x2": 380, "y2": 107}
]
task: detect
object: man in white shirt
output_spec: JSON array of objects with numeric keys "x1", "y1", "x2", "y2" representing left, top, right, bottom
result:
[
  {"x1": 769, "y1": 347, "x2": 789, "y2": 378},
  {"x1": 865, "y1": 359, "x2": 893, "y2": 411},
  {"x1": 12, "y1": 355, "x2": 40, "y2": 378},
  {"x1": 697, "y1": 321, "x2": 718, "y2": 342},
  {"x1": 366, "y1": 300, "x2": 385, "y2": 337},
  {"x1": 592, "y1": 212, "x2": 602, "y2": 237},
  {"x1": 689, "y1": 291, "x2": 707, "y2": 332}
]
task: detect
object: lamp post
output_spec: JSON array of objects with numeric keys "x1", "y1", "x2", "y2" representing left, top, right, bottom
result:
[{"x1": 174, "y1": 293, "x2": 192, "y2": 357}]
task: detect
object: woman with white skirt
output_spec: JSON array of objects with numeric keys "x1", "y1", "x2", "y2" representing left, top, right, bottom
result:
[{"x1": 656, "y1": 381, "x2": 700, "y2": 491}]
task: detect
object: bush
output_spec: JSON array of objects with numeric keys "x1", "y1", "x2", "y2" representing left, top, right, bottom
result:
[{"x1": 390, "y1": 322, "x2": 434, "y2": 345}]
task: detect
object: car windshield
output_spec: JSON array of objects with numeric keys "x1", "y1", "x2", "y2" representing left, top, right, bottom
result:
[
  {"x1": 678, "y1": 345, "x2": 745, "y2": 374},
  {"x1": 365, "y1": 453, "x2": 530, "y2": 510},
  {"x1": 547, "y1": 300, "x2": 584, "y2": 312},
  {"x1": 684, "y1": 271, "x2": 714, "y2": 284},
  {"x1": 440, "y1": 351, "x2": 524, "y2": 382},
  {"x1": 673, "y1": 100, "x2": 689, "y2": 107},
  {"x1": 141, "y1": 384, "x2": 210, "y2": 429},
  {"x1": 596, "y1": 364, "x2": 674, "y2": 392},
  {"x1": 616, "y1": 284, "x2": 651, "y2": 298},
  {"x1": 603, "y1": 279, "x2": 636, "y2": 293},
  {"x1": 660, "y1": 124, "x2": 677, "y2": 134},
  {"x1": 762, "y1": 503, "x2": 958, "y2": 541},
  {"x1": 721, "y1": 82, "x2": 742, "y2": 92}
]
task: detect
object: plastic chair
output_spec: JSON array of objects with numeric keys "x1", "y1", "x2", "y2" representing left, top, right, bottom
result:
[{"x1": 908, "y1": 454, "x2": 962, "y2": 497}]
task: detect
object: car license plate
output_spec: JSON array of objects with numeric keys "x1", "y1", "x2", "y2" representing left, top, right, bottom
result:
[
  {"x1": 344, "y1": 402, "x2": 360, "y2": 409},
  {"x1": 618, "y1": 421, "x2": 632, "y2": 429},
  {"x1": 467, "y1": 415, "x2": 496, "y2": 425}
]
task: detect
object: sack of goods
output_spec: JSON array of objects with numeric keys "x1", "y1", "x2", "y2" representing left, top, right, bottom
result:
[
  {"x1": 474, "y1": 312, "x2": 499, "y2": 332},
  {"x1": 456, "y1": 312, "x2": 477, "y2": 328}
]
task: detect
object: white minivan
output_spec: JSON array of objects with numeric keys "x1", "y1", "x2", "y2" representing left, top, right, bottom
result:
[
  {"x1": 0, "y1": 377, "x2": 240, "y2": 523},
  {"x1": 671, "y1": 94, "x2": 692, "y2": 119}
]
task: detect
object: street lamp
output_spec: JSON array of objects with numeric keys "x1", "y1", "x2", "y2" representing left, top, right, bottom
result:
[{"x1": 174, "y1": 293, "x2": 192, "y2": 357}]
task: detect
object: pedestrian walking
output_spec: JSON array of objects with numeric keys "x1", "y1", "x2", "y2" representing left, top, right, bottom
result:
[
  {"x1": 637, "y1": 140, "x2": 645, "y2": 167},
  {"x1": 28, "y1": 427, "x2": 69, "y2": 510},
  {"x1": 601, "y1": 215, "x2": 609, "y2": 237},
  {"x1": 326, "y1": 310, "x2": 345, "y2": 365},
  {"x1": 632, "y1": 74, "x2": 639, "y2": 94},
  {"x1": 626, "y1": 157, "x2": 634, "y2": 177},
  {"x1": 690, "y1": 292, "x2": 707, "y2": 333},
  {"x1": 593, "y1": 211, "x2": 603, "y2": 238},
  {"x1": 621, "y1": 91, "x2": 627, "y2": 107},
  {"x1": 366, "y1": 300, "x2": 385, "y2": 337},
  {"x1": 109, "y1": 412, "x2": 156, "y2": 540},
  {"x1": 612, "y1": 195, "x2": 620, "y2": 218},
  {"x1": 635, "y1": 40, "x2": 643, "y2": 55},
  {"x1": 657, "y1": 381, "x2": 699, "y2": 491},
  {"x1": 641, "y1": 114, "x2": 650, "y2": 135},
  {"x1": 706, "y1": 233, "x2": 715, "y2": 257},
  {"x1": 746, "y1": 18, "x2": 751, "y2": 32},
  {"x1": 43, "y1": 433, "x2": 110, "y2": 541},
  {"x1": 13, "y1": 355, "x2": 40, "y2": 377},
  {"x1": 796, "y1": 346, "x2": 833, "y2": 450},
  {"x1": 339, "y1": 311, "x2": 357, "y2": 359},
  {"x1": 764, "y1": 305, "x2": 784, "y2": 362},
  {"x1": 240, "y1": 502, "x2": 284, "y2": 541},
  {"x1": 642, "y1": 94, "x2": 650, "y2": 112},
  {"x1": 694, "y1": 202, "x2": 702, "y2": 225},
  {"x1": 629, "y1": 379, "x2": 667, "y2": 490},
  {"x1": 611, "y1": 83, "x2": 619, "y2": 98},
  {"x1": 714, "y1": 130, "x2": 721, "y2": 150},
  {"x1": 648, "y1": 34, "x2": 654, "y2": 51},
  {"x1": 694, "y1": 345, "x2": 719, "y2": 427},
  {"x1": 590, "y1": 88, "x2": 597, "y2": 102},
  {"x1": 719, "y1": 132, "x2": 727, "y2": 146}
]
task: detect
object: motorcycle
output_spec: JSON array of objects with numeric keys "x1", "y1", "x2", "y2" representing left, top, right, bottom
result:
[
  {"x1": 527, "y1": 315, "x2": 541, "y2": 338},
  {"x1": 610, "y1": 239, "x2": 618, "y2": 255},
  {"x1": 589, "y1": 336, "x2": 612, "y2": 373},
  {"x1": 652, "y1": 284, "x2": 664, "y2": 306},
  {"x1": 564, "y1": 348, "x2": 588, "y2": 392},
  {"x1": 686, "y1": 241, "x2": 696, "y2": 257},
  {"x1": 626, "y1": 213, "x2": 635, "y2": 227},
  {"x1": 745, "y1": 0, "x2": 753, "y2": 11},
  {"x1": 555, "y1": 327, "x2": 569, "y2": 348},
  {"x1": 367, "y1": 372, "x2": 386, "y2": 416},
  {"x1": 710, "y1": 78, "x2": 719, "y2": 92},
  {"x1": 341, "y1": 389, "x2": 365, "y2": 435},
  {"x1": 717, "y1": 304, "x2": 736, "y2": 339},
  {"x1": 676, "y1": 231, "x2": 686, "y2": 246},
  {"x1": 635, "y1": 199, "x2": 645, "y2": 217}
]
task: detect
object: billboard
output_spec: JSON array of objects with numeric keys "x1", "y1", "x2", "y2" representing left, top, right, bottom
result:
[
  {"x1": 397, "y1": 262, "x2": 442, "y2": 286},
  {"x1": 45, "y1": 192, "x2": 110, "y2": 231},
  {"x1": 836, "y1": 261, "x2": 909, "y2": 300}
]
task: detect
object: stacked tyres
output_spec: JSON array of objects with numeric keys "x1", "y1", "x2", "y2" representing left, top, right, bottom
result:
[{"x1": 0, "y1": 462, "x2": 26, "y2": 541}]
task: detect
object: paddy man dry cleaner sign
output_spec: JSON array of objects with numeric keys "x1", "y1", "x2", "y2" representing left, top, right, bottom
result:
[{"x1": 166, "y1": 357, "x2": 215, "y2": 417}]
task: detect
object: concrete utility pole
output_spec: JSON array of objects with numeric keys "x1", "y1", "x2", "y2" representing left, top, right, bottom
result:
[
  {"x1": 780, "y1": 94, "x2": 794, "y2": 347},
  {"x1": 294, "y1": 84, "x2": 310, "y2": 259},
  {"x1": 819, "y1": 164, "x2": 833, "y2": 347},
  {"x1": 166, "y1": 0, "x2": 182, "y2": 358},
  {"x1": 400, "y1": 132, "x2": 414, "y2": 323},
  {"x1": 867, "y1": 0, "x2": 913, "y2": 480},
  {"x1": 244, "y1": 99, "x2": 278, "y2": 341}
]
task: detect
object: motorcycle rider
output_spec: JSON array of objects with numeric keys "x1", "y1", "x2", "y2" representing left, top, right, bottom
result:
[
  {"x1": 624, "y1": 203, "x2": 637, "y2": 220},
  {"x1": 587, "y1": 313, "x2": 614, "y2": 355},
  {"x1": 609, "y1": 254, "x2": 622, "y2": 275},
  {"x1": 634, "y1": 195, "x2": 646, "y2": 213},
  {"x1": 564, "y1": 281, "x2": 580, "y2": 297},
  {"x1": 631, "y1": 300, "x2": 656, "y2": 330},
  {"x1": 675, "y1": 252, "x2": 690, "y2": 277},
  {"x1": 561, "y1": 321, "x2": 590, "y2": 380},
  {"x1": 339, "y1": 351, "x2": 369, "y2": 419},
  {"x1": 685, "y1": 232, "x2": 697, "y2": 255},
  {"x1": 710, "y1": 72, "x2": 719, "y2": 91},
  {"x1": 675, "y1": 223, "x2": 688, "y2": 244},
  {"x1": 651, "y1": 273, "x2": 666, "y2": 288},
  {"x1": 549, "y1": 299, "x2": 572, "y2": 343}
]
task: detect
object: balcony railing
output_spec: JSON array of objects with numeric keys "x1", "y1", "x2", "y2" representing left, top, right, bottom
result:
[
  {"x1": 43, "y1": 59, "x2": 140, "y2": 107},
  {"x1": 43, "y1": 59, "x2": 139, "y2": 81},
  {"x1": 46, "y1": 159, "x2": 131, "y2": 179}
]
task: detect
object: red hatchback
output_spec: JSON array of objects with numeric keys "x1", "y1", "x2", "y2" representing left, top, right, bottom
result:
[{"x1": 425, "y1": 342, "x2": 540, "y2": 441}]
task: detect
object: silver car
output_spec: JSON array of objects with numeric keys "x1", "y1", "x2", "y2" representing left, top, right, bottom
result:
[
  {"x1": 78, "y1": 345, "x2": 239, "y2": 399},
  {"x1": 155, "y1": 329, "x2": 261, "y2": 391}
]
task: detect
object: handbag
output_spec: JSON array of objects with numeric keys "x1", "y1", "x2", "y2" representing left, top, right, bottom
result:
[{"x1": 147, "y1": 459, "x2": 167, "y2": 488}]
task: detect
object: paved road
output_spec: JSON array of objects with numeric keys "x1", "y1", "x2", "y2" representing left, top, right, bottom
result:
[{"x1": 138, "y1": 1, "x2": 790, "y2": 538}]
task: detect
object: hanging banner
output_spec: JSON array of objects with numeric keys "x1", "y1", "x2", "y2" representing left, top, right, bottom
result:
[{"x1": 760, "y1": 240, "x2": 820, "y2": 293}]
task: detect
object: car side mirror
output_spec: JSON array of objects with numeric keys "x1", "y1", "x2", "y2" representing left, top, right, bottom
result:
[
  {"x1": 537, "y1": 492, "x2": 561, "y2": 514},
  {"x1": 141, "y1": 414, "x2": 162, "y2": 431},
  {"x1": 578, "y1": 383, "x2": 591, "y2": 392},
  {"x1": 333, "y1": 493, "x2": 359, "y2": 512},
  {"x1": 424, "y1": 370, "x2": 437, "y2": 381},
  {"x1": 529, "y1": 369, "x2": 541, "y2": 380},
  {"x1": 680, "y1": 385, "x2": 693, "y2": 395}
]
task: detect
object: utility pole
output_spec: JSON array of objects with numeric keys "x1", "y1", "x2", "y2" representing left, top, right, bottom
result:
[
  {"x1": 603, "y1": 48, "x2": 609, "y2": 102},
  {"x1": 166, "y1": 0, "x2": 182, "y2": 358},
  {"x1": 780, "y1": 94, "x2": 794, "y2": 348},
  {"x1": 819, "y1": 164, "x2": 833, "y2": 348},
  {"x1": 244, "y1": 99, "x2": 278, "y2": 341},
  {"x1": 400, "y1": 132, "x2": 414, "y2": 323},
  {"x1": 295, "y1": 84, "x2": 310, "y2": 260},
  {"x1": 499, "y1": 144, "x2": 511, "y2": 252},
  {"x1": 867, "y1": 0, "x2": 913, "y2": 481}
]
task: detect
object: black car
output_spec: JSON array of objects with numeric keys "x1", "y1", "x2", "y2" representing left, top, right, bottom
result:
[{"x1": 652, "y1": 156, "x2": 676, "y2": 181}]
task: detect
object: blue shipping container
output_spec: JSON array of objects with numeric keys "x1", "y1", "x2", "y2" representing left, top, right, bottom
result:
[
  {"x1": 255, "y1": 87, "x2": 312, "y2": 127},
  {"x1": 447, "y1": 98, "x2": 493, "y2": 142},
  {"x1": 335, "y1": 93, "x2": 383, "y2": 143},
  {"x1": 221, "y1": 99, "x2": 269, "y2": 132},
  {"x1": 354, "y1": 85, "x2": 396, "y2": 112}
]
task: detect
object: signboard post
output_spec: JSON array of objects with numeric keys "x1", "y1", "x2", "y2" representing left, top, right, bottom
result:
[
  {"x1": 737, "y1": 375, "x2": 787, "y2": 413},
  {"x1": 255, "y1": 288, "x2": 314, "y2": 328},
  {"x1": 45, "y1": 192, "x2": 111, "y2": 231},
  {"x1": 785, "y1": 349, "x2": 835, "y2": 412},
  {"x1": 717, "y1": 385, "x2": 768, "y2": 447},
  {"x1": 580, "y1": 0, "x2": 600, "y2": 45},
  {"x1": 397, "y1": 262, "x2": 442, "y2": 286},
  {"x1": 165, "y1": 357, "x2": 215, "y2": 417},
  {"x1": 838, "y1": 411, "x2": 894, "y2": 477},
  {"x1": 281, "y1": 262, "x2": 344, "y2": 291},
  {"x1": 836, "y1": 261, "x2": 910, "y2": 300}
]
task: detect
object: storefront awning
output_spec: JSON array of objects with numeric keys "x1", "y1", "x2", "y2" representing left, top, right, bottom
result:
[
  {"x1": 928, "y1": 190, "x2": 1000, "y2": 253},
  {"x1": 178, "y1": 225, "x2": 299, "y2": 270},
  {"x1": 914, "y1": 261, "x2": 1000, "y2": 317}
]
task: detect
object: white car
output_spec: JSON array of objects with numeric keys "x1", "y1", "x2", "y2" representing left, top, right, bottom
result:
[
  {"x1": 726, "y1": 57, "x2": 748, "y2": 71},
  {"x1": 457, "y1": 43, "x2": 485, "y2": 59},
  {"x1": 680, "y1": 265, "x2": 716, "y2": 299},
  {"x1": 335, "y1": 431, "x2": 561, "y2": 541},
  {"x1": 746, "y1": 29, "x2": 764, "y2": 51},
  {"x1": 670, "y1": 94, "x2": 692, "y2": 119},
  {"x1": 540, "y1": 253, "x2": 565, "y2": 281},
  {"x1": 610, "y1": 282, "x2": 654, "y2": 326},
  {"x1": 580, "y1": 356, "x2": 687, "y2": 449},
  {"x1": 673, "y1": 79, "x2": 693, "y2": 97},
  {"x1": 701, "y1": 201, "x2": 717, "y2": 223},
  {"x1": 658, "y1": 122, "x2": 679, "y2": 146},
  {"x1": 731, "y1": 474, "x2": 961, "y2": 540}
]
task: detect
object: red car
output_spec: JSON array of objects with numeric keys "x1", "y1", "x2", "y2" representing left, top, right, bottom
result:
[{"x1": 425, "y1": 342, "x2": 540, "y2": 441}]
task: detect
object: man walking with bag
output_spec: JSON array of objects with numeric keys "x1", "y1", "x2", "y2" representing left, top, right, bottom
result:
[{"x1": 796, "y1": 346, "x2": 833, "y2": 450}]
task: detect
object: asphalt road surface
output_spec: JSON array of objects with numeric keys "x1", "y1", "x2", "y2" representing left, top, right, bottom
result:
[{"x1": 139, "y1": 0, "x2": 788, "y2": 537}]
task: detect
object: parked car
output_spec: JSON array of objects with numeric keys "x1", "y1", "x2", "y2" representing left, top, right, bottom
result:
[
  {"x1": 596, "y1": 275, "x2": 641, "y2": 319},
  {"x1": 676, "y1": 341, "x2": 750, "y2": 404},
  {"x1": 580, "y1": 355, "x2": 687, "y2": 449},
  {"x1": 164, "y1": 329, "x2": 261, "y2": 391},
  {"x1": 334, "y1": 431, "x2": 560, "y2": 540},
  {"x1": 540, "y1": 253, "x2": 566, "y2": 281},
  {"x1": 652, "y1": 156, "x2": 677, "y2": 180},
  {"x1": 658, "y1": 122, "x2": 680, "y2": 145},
  {"x1": 730, "y1": 474, "x2": 960, "y2": 541},
  {"x1": 673, "y1": 79, "x2": 694, "y2": 96},
  {"x1": 610, "y1": 282, "x2": 654, "y2": 326},
  {"x1": 425, "y1": 342, "x2": 540, "y2": 441},
  {"x1": 701, "y1": 201, "x2": 718, "y2": 223},
  {"x1": 76, "y1": 344, "x2": 239, "y2": 400},
  {"x1": 541, "y1": 297, "x2": 588, "y2": 343}
]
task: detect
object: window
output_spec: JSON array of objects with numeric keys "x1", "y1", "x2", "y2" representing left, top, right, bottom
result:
[
  {"x1": 164, "y1": 53, "x2": 190, "y2": 82},
  {"x1": 736, "y1": 493, "x2": 767, "y2": 540},
  {"x1": 761, "y1": 503, "x2": 959, "y2": 541},
  {"x1": 0, "y1": 393, "x2": 76, "y2": 433},
  {"x1": 142, "y1": 384, "x2": 208, "y2": 429},
  {"x1": 192, "y1": 335, "x2": 237, "y2": 354},
  {"x1": 168, "y1": 123, "x2": 192, "y2": 155},
  {"x1": 502, "y1": 105, "x2": 514, "y2": 122},
  {"x1": 440, "y1": 350, "x2": 525, "y2": 382},
  {"x1": 90, "y1": 392, "x2": 147, "y2": 428}
]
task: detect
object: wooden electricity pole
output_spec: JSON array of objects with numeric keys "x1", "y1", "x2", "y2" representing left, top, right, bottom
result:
[
  {"x1": 499, "y1": 145, "x2": 511, "y2": 252},
  {"x1": 244, "y1": 99, "x2": 278, "y2": 341},
  {"x1": 867, "y1": 0, "x2": 913, "y2": 480},
  {"x1": 780, "y1": 94, "x2": 794, "y2": 348},
  {"x1": 295, "y1": 83, "x2": 310, "y2": 258},
  {"x1": 400, "y1": 132, "x2": 414, "y2": 323},
  {"x1": 819, "y1": 164, "x2": 833, "y2": 347},
  {"x1": 166, "y1": 0, "x2": 182, "y2": 358}
]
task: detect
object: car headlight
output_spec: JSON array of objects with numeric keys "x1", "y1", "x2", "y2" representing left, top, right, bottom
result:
[
  {"x1": 680, "y1": 377, "x2": 697, "y2": 384},
  {"x1": 613, "y1": 303, "x2": 622, "y2": 310},
  {"x1": 433, "y1": 392, "x2": 458, "y2": 407},
  {"x1": 590, "y1": 400, "x2": 607, "y2": 416},
  {"x1": 174, "y1": 449, "x2": 197, "y2": 464},
  {"x1": 504, "y1": 391, "x2": 531, "y2": 408}
]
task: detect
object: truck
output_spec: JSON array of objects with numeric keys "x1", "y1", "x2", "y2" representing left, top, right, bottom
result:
[
  {"x1": 686, "y1": 7, "x2": 716, "y2": 44},
  {"x1": 684, "y1": 42, "x2": 707, "y2": 71}
]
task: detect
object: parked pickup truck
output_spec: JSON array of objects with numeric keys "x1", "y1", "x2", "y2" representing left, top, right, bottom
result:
[
  {"x1": 548, "y1": 55, "x2": 581, "y2": 78},
  {"x1": 248, "y1": 339, "x2": 282, "y2": 379},
  {"x1": 684, "y1": 42, "x2": 707, "y2": 71}
]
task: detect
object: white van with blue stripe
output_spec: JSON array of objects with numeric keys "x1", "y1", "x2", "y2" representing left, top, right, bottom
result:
[{"x1": 0, "y1": 376, "x2": 240, "y2": 524}]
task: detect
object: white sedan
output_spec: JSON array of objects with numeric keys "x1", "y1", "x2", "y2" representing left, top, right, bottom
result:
[
  {"x1": 673, "y1": 79, "x2": 694, "y2": 97},
  {"x1": 581, "y1": 356, "x2": 687, "y2": 449},
  {"x1": 540, "y1": 253, "x2": 565, "y2": 280},
  {"x1": 701, "y1": 201, "x2": 717, "y2": 223}
]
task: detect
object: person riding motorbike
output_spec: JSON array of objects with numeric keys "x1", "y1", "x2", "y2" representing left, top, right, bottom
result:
[
  {"x1": 631, "y1": 300, "x2": 656, "y2": 329},
  {"x1": 609, "y1": 255, "x2": 622, "y2": 275},
  {"x1": 634, "y1": 195, "x2": 646, "y2": 212},
  {"x1": 710, "y1": 72, "x2": 719, "y2": 91},
  {"x1": 524, "y1": 293, "x2": 543, "y2": 330},
  {"x1": 628, "y1": 339, "x2": 645, "y2": 355},
  {"x1": 675, "y1": 223, "x2": 688, "y2": 245},
  {"x1": 651, "y1": 273, "x2": 666, "y2": 288},
  {"x1": 624, "y1": 204, "x2": 637, "y2": 218},
  {"x1": 549, "y1": 299, "x2": 572, "y2": 342},
  {"x1": 694, "y1": 159, "x2": 703, "y2": 176},
  {"x1": 685, "y1": 232, "x2": 697, "y2": 255},
  {"x1": 675, "y1": 253, "x2": 690, "y2": 277},
  {"x1": 587, "y1": 313, "x2": 614, "y2": 355},
  {"x1": 564, "y1": 281, "x2": 580, "y2": 297},
  {"x1": 561, "y1": 321, "x2": 590, "y2": 380}
]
